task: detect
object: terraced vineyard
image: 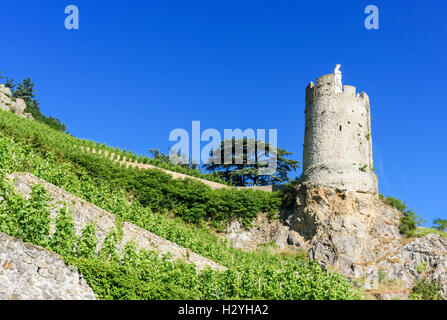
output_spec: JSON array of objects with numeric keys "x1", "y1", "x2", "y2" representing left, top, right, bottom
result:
[
  {"x1": 77, "y1": 139, "x2": 232, "y2": 186},
  {"x1": 80, "y1": 146, "x2": 231, "y2": 190},
  {"x1": 0, "y1": 109, "x2": 359, "y2": 300}
]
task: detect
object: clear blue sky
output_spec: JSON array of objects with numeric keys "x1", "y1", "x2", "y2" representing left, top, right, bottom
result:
[{"x1": 1, "y1": 1, "x2": 446, "y2": 226}]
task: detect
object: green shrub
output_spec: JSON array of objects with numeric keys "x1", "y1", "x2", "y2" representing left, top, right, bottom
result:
[
  {"x1": 410, "y1": 279, "x2": 443, "y2": 300},
  {"x1": 384, "y1": 196, "x2": 424, "y2": 236},
  {"x1": 49, "y1": 206, "x2": 76, "y2": 256},
  {"x1": 0, "y1": 183, "x2": 52, "y2": 247},
  {"x1": 415, "y1": 261, "x2": 429, "y2": 274},
  {"x1": 76, "y1": 224, "x2": 98, "y2": 259},
  {"x1": 70, "y1": 257, "x2": 198, "y2": 300},
  {"x1": 410, "y1": 227, "x2": 447, "y2": 238},
  {"x1": 433, "y1": 218, "x2": 447, "y2": 232}
]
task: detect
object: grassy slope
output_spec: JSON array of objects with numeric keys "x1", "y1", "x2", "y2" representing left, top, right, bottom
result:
[
  {"x1": 0, "y1": 110, "x2": 359, "y2": 300},
  {"x1": 411, "y1": 227, "x2": 447, "y2": 238}
]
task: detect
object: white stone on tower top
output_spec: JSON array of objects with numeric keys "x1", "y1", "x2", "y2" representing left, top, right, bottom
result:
[{"x1": 334, "y1": 64, "x2": 342, "y2": 93}]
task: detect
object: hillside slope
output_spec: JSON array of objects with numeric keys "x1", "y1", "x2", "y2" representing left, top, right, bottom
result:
[
  {"x1": 0, "y1": 232, "x2": 96, "y2": 300},
  {"x1": 0, "y1": 109, "x2": 358, "y2": 300},
  {"x1": 81, "y1": 146, "x2": 231, "y2": 190}
]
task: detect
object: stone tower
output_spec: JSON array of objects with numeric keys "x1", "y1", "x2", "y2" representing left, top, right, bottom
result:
[{"x1": 302, "y1": 65, "x2": 378, "y2": 194}]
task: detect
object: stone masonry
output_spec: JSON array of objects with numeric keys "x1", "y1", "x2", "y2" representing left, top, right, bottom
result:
[
  {"x1": 0, "y1": 232, "x2": 96, "y2": 300},
  {"x1": 9, "y1": 172, "x2": 227, "y2": 272},
  {"x1": 303, "y1": 66, "x2": 378, "y2": 194}
]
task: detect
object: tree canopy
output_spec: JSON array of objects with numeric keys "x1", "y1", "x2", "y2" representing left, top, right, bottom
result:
[
  {"x1": 433, "y1": 219, "x2": 447, "y2": 232},
  {"x1": 203, "y1": 138, "x2": 300, "y2": 187}
]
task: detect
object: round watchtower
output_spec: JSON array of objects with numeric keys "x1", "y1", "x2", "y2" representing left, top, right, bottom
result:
[{"x1": 302, "y1": 66, "x2": 378, "y2": 193}]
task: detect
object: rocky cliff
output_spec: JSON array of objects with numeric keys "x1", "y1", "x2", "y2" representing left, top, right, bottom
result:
[{"x1": 226, "y1": 183, "x2": 447, "y2": 299}]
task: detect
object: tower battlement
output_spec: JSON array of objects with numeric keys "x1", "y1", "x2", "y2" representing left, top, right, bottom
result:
[
  {"x1": 306, "y1": 73, "x2": 369, "y2": 101},
  {"x1": 302, "y1": 66, "x2": 378, "y2": 194}
]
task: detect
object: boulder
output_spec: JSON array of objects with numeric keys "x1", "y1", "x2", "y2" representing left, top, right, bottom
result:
[
  {"x1": 13, "y1": 98, "x2": 27, "y2": 114},
  {"x1": 0, "y1": 84, "x2": 12, "y2": 97}
]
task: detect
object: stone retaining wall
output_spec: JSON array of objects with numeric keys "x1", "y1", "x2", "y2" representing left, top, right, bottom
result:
[
  {"x1": 0, "y1": 84, "x2": 33, "y2": 119},
  {"x1": 9, "y1": 172, "x2": 227, "y2": 272},
  {"x1": 0, "y1": 232, "x2": 96, "y2": 300}
]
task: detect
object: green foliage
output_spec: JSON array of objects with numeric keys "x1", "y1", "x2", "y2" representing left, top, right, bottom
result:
[
  {"x1": 203, "y1": 138, "x2": 300, "y2": 187},
  {"x1": 69, "y1": 257, "x2": 198, "y2": 300},
  {"x1": 5, "y1": 77, "x2": 16, "y2": 91},
  {"x1": 433, "y1": 218, "x2": 447, "y2": 232},
  {"x1": 49, "y1": 206, "x2": 76, "y2": 256},
  {"x1": 0, "y1": 183, "x2": 52, "y2": 247},
  {"x1": 99, "y1": 226, "x2": 122, "y2": 261},
  {"x1": 399, "y1": 210, "x2": 420, "y2": 235},
  {"x1": 410, "y1": 279, "x2": 443, "y2": 300},
  {"x1": 0, "y1": 75, "x2": 67, "y2": 132},
  {"x1": 409, "y1": 227, "x2": 447, "y2": 238},
  {"x1": 0, "y1": 177, "x2": 358, "y2": 300},
  {"x1": 68, "y1": 149, "x2": 284, "y2": 228},
  {"x1": 385, "y1": 196, "x2": 407, "y2": 212},
  {"x1": 76, "y1": 224, "x2": 98, "y2": 259},
  {"x1": 415, "y1": 261, "x2": 429, "y2": 274}
]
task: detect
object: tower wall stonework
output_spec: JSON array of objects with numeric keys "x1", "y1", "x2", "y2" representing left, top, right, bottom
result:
[{"x1": 302, "y1": 71, "x2": 378, "y2": 193}]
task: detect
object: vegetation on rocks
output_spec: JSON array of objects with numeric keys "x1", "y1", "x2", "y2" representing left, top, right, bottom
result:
[
  {"x1": 433, "y1": 219, "x2": 447, "y2": 232},
  {"x1": 380, "y1": 195, "x2": 425, "y2": 237},
  {"x1": 0, "y1": 72, "x2": 67, "y2": 132},
  {"x1": 203, "y1": 138, "x2": 300, "y2": 186}
]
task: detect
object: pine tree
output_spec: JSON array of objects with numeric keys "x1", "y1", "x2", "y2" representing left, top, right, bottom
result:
[
  {"x1": 5, "y1": 78, "x2": 15, "y2": 91},
  {"x1": 203, "y1": 138, "x2": 300, "y2": 187},
  {"x1": 13, "y1": 78, "x2": 36, "y2": 103}
]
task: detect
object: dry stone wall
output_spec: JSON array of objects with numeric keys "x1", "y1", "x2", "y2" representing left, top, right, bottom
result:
[
  {"x1": 0, "y1": 232, "x2": 96, "y2": 300},
  {"x1": 10, "y1": 172, "x2": 227, "y2": 272}
]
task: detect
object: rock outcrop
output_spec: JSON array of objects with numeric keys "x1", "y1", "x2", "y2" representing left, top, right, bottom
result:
[
  {"x1": 225, "y1": 183, "x2": 447, "y2": 299},
  {"x1": 0, "y1": 85, "x2": 33, "y2": 119},
  {"x1": 225, "y1": 213, "x2": 295, "y2": 250},
  {"x1": 0, "y1": 232, "x2": 96, "y2": 300},
  {"x1": 290, "y1": 183, "x2": 402, "y2": 279}
]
